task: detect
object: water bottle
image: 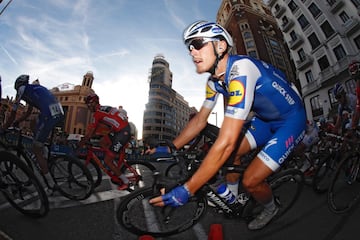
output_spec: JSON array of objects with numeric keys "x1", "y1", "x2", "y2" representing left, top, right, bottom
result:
[{"x1": 216, "y1": 183, "x2": 236, "y2": 205}]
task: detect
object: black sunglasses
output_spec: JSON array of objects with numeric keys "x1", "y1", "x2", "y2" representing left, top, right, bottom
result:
[{"x1": 186, "y1": 38, "x2": 218, "y2": 51}]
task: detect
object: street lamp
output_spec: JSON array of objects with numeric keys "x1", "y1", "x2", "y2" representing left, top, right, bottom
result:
[{"x1": 211, "y1": 112, "x2": 218, "y2": 126}]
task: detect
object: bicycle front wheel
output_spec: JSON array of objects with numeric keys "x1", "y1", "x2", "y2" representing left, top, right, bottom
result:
[
  {"x1": 116, "y1": 187, "x2": 207, "y2": 237},
  {"x1": 328, "y1": 153, "x2": 360, "y2": 214},
  {"x1": 0, "y1": 151, "x2": 49, "y2": 218},
  {"x1": 50, "y1": 155, "x2": 94, "y2": 200},
  {"x1": 122, "y1": 161, "x2": 156, "y2": 190}
]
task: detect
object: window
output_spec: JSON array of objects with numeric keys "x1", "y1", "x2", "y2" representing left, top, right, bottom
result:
[
  {"x1": 354, "y1": 34, "x2": 360, "y2": 50},
  {"x1": 298, "y1": 48, "x2": 306, "y2": 61},
  {"x1": 305, "y1": 70, "x2": 314, "y2": 83},
  {"x1": 243, "y1": 32, "x2": 252, "y2": 39},
  {"x1": 333, "y1": 44, "x2": 346, "y2": 61},
  {"x1": 308, "y1": 3, "x2": 321, "y2": 18},
  {"x1": 246, "y1": 40, "x2": 255, "y2": 48},
  {"x1": 308, "y1": 33, "x2": 321, "y2": 50},
  {"x1": 310, "y1": 95, "x2": 323, "y2": 117},
  {"x1": 290, "y1": 30, "x2": 297, "y2": 40},
  {"x1": 248, "y1": 50, "x2": 258, "y2": 58},
  {"x1": 282, "y1": 16, "x2": 288, "y2": 25},
  {"x1": 288, "y1": 0, "x2": 298, "y2": 12},
  {"x1": 351, "y1": 0, "x2": 360, "y2": 8},
  {"x1": 339, "y1": 11, "x2": 350, "y2": 23},
  {"x1": 318, "y1": 55, "x2": 330, "y2": 71},
  {"x1": 298, "y1": 15, "x2": 310, "y2": 29},
  {"x1": 321, "y1": 21, "x2": 335, "y2": 38}
]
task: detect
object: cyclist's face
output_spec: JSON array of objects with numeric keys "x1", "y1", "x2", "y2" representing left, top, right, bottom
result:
[
  {"x1": 86, "y1": 101, "x2": 97, "y2": 112},
  {"x1": 188, "y1": 40, "x2": 217, "y2": 74}
]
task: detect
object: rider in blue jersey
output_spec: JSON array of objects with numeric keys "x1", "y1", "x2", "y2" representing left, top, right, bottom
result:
[
  {"x1": 150, "y1": 21, "x2": 306, "y2": 230},
  {"x1": 2, "y1": 75, "x2": 64, "y2": 189}
]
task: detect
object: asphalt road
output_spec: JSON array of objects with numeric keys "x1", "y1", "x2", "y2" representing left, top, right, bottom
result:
[{"x1": 0, "y1": 167, "x2": 359, "y2": 240}]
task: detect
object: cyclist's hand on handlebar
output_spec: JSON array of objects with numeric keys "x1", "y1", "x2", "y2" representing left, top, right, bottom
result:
[{"x1": 149, "y1": 184, "x2": 192, "y2": 207}]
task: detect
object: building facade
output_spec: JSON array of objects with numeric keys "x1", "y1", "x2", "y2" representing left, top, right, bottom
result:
[
  {"x1": 267, "y1": 0, "x2": 360, "y2": 121},
  {"x1": 217, "y1": 0, "x2": 298, "y2": 87},
  {"x1": 142, "y1": 54, "x2": 195, "y2": 142},
  {"x1": 50, "y1": 71, "x2": 95, "y2": 135}
]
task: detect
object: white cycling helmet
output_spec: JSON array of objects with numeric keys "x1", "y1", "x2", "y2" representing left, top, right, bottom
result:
[
  {"x1": 184, "y1": 21, "x2": 233, "y2": 74},
  {"x1": 183, "y1": 20, "x2": 233, "y2": 48}
]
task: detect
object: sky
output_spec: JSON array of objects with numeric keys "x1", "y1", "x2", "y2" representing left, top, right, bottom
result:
[{"x1": 0, "y1": 0, "x2": 225, "y2": 138}]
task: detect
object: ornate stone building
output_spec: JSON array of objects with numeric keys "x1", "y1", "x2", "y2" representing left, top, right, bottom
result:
[{"x1": 50, "y1": 71, "x2": 95, "y2": 135}]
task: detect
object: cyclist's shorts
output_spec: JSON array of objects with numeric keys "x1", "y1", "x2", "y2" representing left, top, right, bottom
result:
[
  {"x1": 34, "y1": 114, "x2": 64, "y2": 143},
  {"x1": 244, "y1": 108, "x2": 306, "y2": 171},
  {"x1": 108, "y1": 125, "x2": 131, "y2": 153}
]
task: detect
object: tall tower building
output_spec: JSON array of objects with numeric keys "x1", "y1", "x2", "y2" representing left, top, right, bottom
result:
[
  {"x1": 267, "y1": 0, "x2": 360, "y2": 120},
  {"x1": 142, "y1": 55, "x2": 194, "y2": 141},
  {"x1": 217, "y1": 0, "x2": 298, "y2": 86}
]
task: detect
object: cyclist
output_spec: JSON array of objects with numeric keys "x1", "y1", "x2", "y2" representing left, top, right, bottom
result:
[
  {"x1": 332, "y1": 82, "x2": 357, "y2": 135},
  {"x1": 150, "y1": 20, "x2": 306, "y2": 230},
  {"x1": 348, "y1": 61, "x2": 360, "y2": 132},
  {"x1": 78, "y1": 93, "x2": 131, "y2": 190},
  {"x1": 292, "y1": 120, "x2": 319, "y2": 173},
  {"x1": 1, "y1": 74, "x2": 64, "y2": 189}
]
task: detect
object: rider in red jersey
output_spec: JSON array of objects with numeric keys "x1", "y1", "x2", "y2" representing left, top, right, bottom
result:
[{"x1": 79, "y1": 93, "x2": 131, "y2": 190}]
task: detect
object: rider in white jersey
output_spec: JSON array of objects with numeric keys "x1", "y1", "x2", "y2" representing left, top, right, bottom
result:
[{"x1": 150, "y1": 21, "x2": 306, "y2": 230}]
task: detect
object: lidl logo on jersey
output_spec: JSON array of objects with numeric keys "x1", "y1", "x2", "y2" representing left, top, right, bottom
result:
[
  {"x1": 206, "y1": 82, "x2": 217, "y2": 99},
  {"x1": 228, "y1": 78, "x2": 245, "y2": 106}
]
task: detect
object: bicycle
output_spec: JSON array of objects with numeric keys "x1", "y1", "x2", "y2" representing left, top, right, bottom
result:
[
  {"x1": 77, "y1": 140, "x2": 156, "y2": 191},
  {"x1": 116, "y1": 149, "x2": 304, "y2": 237},
  {"x1": 327, "y1": 130, "x2": 360, "y2": 214},
  {"x1": 0, "y1": 150, "x2": 49, "y2": 218},
  {"x1": 0, "y1": 128, "x2": 94, "y2": 201},
  {"x1": 116, "y1": 122, "x2": 304, "y2": 237},
  {"x1": 312, "y1": 132, "x2": 348, "y2": 194}
]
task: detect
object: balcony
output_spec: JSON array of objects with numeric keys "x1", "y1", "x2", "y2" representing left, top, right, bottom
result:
[
  {"x1": 301, "y1": 80, "x2": 319, "y2": 96},
  {"x1": 289, "y1": 35, "x2": 304, "y2": 50},
  {"x1": 328, "y1": 0, "x2": 344, "y2": 14},
  {"x1": 342, "y1": 17, "x2": 360, "y2": 36},
  {"x1": 281, "y1": 19, "x2": 294, "y2": 33},
  {"x1": 274, "y1": 6, "x2": 285, "y2": 18},
  {"x1": 296, "y1": 54, "x2": 313, "y2": 71}
]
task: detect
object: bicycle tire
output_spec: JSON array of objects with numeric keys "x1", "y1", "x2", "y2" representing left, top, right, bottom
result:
[
  {"x1": 243, "y1": 168, "x2": 304, "y2": 221},
  {"x1": 0, "y1": 151, "x2": 49, "y2": 218},
  {"x1": 49, "y1": 155, "x2": 94, "y2": 200},
  {"x1": 122, "y1": 161, "x2": 156, "y2": 191},
  {"x1": 328, "y1": 153, "x2": 360, "y2": 214},
  {"x1": 164, "y1": 162, "x2": 185, "y2": 179},
  {"x1": 79, "y1": 158, "x2": 102, "y2": 188},
  {"x1": 312, "y1": 153, "x2": 338, "y2": 194},
  {"x1": 116, "y1": 187, "x2": 207, "y2": 237}
]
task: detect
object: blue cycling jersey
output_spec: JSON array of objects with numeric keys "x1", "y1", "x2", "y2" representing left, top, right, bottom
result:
[
  {"x1": 13, "y1": 84, "x2": 64, "y2": 143},
  {"x1": 202, "y1": 55, "x2": 306, "y2": 171},
  {"x1": 203, "y1": 55, "x2": 303, "y2": 121},
  {"x1": 14, "y1": 84, "x2": 63, "y2": 118}
]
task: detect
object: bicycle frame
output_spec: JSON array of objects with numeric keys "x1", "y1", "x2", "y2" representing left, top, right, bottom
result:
[{"x1": 83, "y1": 143, "x2": 140, "y2": 185}]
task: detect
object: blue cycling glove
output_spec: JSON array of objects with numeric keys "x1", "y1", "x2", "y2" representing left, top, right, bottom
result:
[{"x1": 161, "y1": 185, "x2": 192, "y2": 207}]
